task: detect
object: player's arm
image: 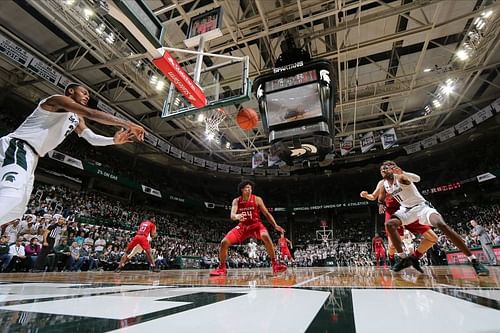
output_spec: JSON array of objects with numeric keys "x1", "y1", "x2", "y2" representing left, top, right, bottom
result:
[
  {"x1": 391, "y1": 165, "x2": 420, "y2": 184},
  {"x1": 230, "y1": 198, "x2": 242, "y2": 222},
  {"x1": 287, "y1": 238, "x2": 293, "y2": 248},
  {"x1": 151, "y1": 225, "x2": 158, "y2": 239},
  {"x1": 360, "y1": 180, "x2": 384, "y2": 201},
  {"x1": 41, "y1": 95, "x2": 144, "y2": 141},
  {"x1": 74, "y1": 118, "x2": 134, "y2": 146},
  {"x1": 256, "y1": 196, "x2": 285, "y2": 233},
  {"x1": 42, "y1": 229, "x2": 49, "y2": 246}
]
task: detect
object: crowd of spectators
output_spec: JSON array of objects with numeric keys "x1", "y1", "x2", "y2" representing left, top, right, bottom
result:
[{"x1": 1, "y1": 182, "x2": 499, "y2": 273}]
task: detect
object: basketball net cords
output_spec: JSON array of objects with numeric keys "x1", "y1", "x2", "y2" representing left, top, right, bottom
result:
[{"x1": 205, "y1": 108, "x2": 227, "y2": 134}]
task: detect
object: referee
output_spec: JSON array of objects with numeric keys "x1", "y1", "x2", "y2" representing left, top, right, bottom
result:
[
  {"x1": 33, "y1": 215, "x2": 66, "y2": 272},
  {"x1": 470, "y1": 219, "x2": 497, "y2": 266}
]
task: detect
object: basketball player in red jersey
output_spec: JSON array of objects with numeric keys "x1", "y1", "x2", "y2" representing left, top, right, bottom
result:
[
  {"x1": 371, "y1": 233, "x2": 386, "y2": 267},
  {"x1": 361, "y1": 161, "x2": 438, "y2": 273},
  {"x1": 115, "y1": 215, "x2": 159, "y2": 273},
  {"x1": 210, "y1": 180, "x2": 288, "y2": 276},
  {"x1": 278, "y1": 232, "x2": 293, "y2": 263}
]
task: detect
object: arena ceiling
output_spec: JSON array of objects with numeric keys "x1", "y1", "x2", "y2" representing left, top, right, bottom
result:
[{"x1": 0, "y1": 0, "x2": 499, "y2": 171}]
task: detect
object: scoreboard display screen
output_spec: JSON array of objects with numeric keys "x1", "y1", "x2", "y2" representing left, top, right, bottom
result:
[
  {"x1": 266, "y1": 83, "x2": 322, "y2": 126},
  {"x1": 265, "y1": 70, "x2": 317, "y2": 92}
]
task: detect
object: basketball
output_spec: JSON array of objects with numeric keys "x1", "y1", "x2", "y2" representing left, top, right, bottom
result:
[{"x1": 236, "y1": 107, "x2": 259, "y2": 130}]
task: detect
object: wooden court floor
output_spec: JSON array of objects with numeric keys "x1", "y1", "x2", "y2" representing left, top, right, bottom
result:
[{"x1": 0, "y1": 266, "x2": 498, "y2": 332}]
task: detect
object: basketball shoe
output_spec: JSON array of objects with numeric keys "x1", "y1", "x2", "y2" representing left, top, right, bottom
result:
[
  {"x1": 471, "y1": 259, "x2": 489, "y2": 276},
  {"x1": 409, "y1": 255, "x2": 424, "y2": 273},
  {"x1": 149, "y1": 266, "x2": 161, "y2": 273},
  {"x1": 209, "y1": 265, "x2": 227, "y2": 276},
  {"x1": 272, "y1": 262, "x2": 287, "y2": 274},
  {"x1": 391, "y1": 256, "x2": 412, "y2": 272}
]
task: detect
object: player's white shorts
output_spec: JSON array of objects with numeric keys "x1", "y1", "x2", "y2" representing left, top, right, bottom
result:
[
  {"x1": 0, "y1": 136, "x2": 38, "y2": 224},
  {"x1": 393, "y1": 201, "x2": 438, "y2": 226},
  {"x1": 249, "y1": 251, "x2": 257, "y2": 259}
]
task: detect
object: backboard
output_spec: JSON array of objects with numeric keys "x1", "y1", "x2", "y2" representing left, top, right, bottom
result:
[{"x1": 160, "y1": 49, "x2": 251, "y2": 120}]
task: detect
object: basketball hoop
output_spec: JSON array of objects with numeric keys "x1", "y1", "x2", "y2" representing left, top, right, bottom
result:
[{"x1": 204, "y1": 108, "x2": 227, "y2": 140}]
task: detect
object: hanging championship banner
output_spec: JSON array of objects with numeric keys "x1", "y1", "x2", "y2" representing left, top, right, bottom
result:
[
  {"x1": 157, "y1": 140, "x2": 170, "y2": 153},
  {"x1": 169, "y1": 146, "x2": 182, "y2": 158},
  {"x1": 381, "y1": 128, "x2": 397, "y2": 150},
  {"x1": 360, "y1": 131, "x2": 375, "y2": 153},
  {"x1": 267, "y1": 154, "x2": 280, "y2": 167},
  {"x1": 492, "y1": 97, "x2": 500, "y2": 113},
  {"x1": 437, "y1": 128, "x2": 456, "y2": 142},
  {"x1": 181, "y1": 152, "x2": 194, "y2": 164},
  {"x1": 0, "y1": 34, "x2": 34, "y2": 67},
  {"x1": 205, "y1": 160, "x2": 217, "y2": 171},
  {"x1": 266, "y1": 169, "x2": 279, "y2": 176},
  {"x1": 455, "y1": 117, "x2": 474, "y2": 134},
  {"x1": 217, "y1": 164, "x2": 230, "y2": 173},
  {"x1": 254, "y1": 168, "x2": 266, "y2": 176},
  {"x1": 252, "y1": 152, "x2": 265, "y2": 169},
  {"x1": 193, "y1": 157, "x2": 206, "y2": 167},
  {"x1": 242, "y1": 167, "x2": 254, "y2": 176},
  {"x1": 404, "y1": 142, "x2": 421, "y2": 155},
  {"x1": 340, "y1": 135, "x2": 353, "y2": 156},
  {"x1": 230, "y1": 166, "x2": 242, "y2": 175},
  {"x1": 421, "y1": 135, "x2": 438, "y2": 149},
  {"x1": 144, "y1": 132, "x2": 159, "y2": 146},
  {"x1": 472, "y1": 106, "x2": 493, "y2": 125}
]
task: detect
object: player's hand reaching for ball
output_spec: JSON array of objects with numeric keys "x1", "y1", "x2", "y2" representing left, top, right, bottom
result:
[
  {"x1": 390, "y1": 165, "x2": 403, "y2": 174},
  {"x1": 127, "y1": 122, "x2": 145, "y2": 141},
  {"x1": 113, "y1": 128, "x2": 134, "y2": 144}
]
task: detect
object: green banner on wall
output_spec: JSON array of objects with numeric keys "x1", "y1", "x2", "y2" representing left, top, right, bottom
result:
[{"x1": 83, "y1": 161, "x2": 139, "y2": 190}]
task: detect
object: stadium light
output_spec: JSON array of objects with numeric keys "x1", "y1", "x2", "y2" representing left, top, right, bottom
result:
[
  {"x1": 83, "y1": 8, "x2": 94, "y2": 20},
  {"x1": 482, "y1": 10, "x2": 493, "y2": 18},
  {"x1": 105, "y1": 32, "x2": 115, "y2": 44},
  {"x1": 455, "y1": 50, "x2": 469, "y2": 61},
  {"x1": 155, "y1": 80, "x2": 165, "y2": 91}
]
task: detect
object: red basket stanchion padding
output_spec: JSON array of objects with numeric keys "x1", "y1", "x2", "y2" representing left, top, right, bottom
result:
[{"x1": 152, "y1": 50, "x2": 207, "y2": 109}]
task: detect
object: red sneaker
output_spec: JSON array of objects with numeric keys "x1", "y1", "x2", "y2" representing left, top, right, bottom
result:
[
  {"x1": 209, "y1": 266, "x2": 227, "y2": 276},
  {"x1": 272, "y1": 262, "x2": 287, "y2": 274}
]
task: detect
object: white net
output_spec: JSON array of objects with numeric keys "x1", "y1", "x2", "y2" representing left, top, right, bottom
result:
[{"x1": 204, "y1": 107, "x2": 227, "y2": 135}]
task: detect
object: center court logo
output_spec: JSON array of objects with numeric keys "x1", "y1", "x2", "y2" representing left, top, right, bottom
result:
[{"x1": 1, "y1": 171, "x2": 18, "y2": 182}]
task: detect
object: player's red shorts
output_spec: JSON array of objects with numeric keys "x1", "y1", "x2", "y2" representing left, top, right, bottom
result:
[
  {"x1": 280, "y1": 247, "x2": 292, "y2": 260},
  {"x1": 126, "y1": 235, "x2": 150, "y2": 251},
  {"x1": 225, "y1": 222, "x2": 268, "y2": 244},
  {"x1": 405, "y1": 221, "x2": 431, "y2": 235},
  {"x1": 375, "y1": 247, "x2": 386, "y2": 258},
  {"x1": 385, "y1": 205, "x2": 404, "y2": 236}
]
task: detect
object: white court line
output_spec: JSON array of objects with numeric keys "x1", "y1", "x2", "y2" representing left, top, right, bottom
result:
[{"x1": 293, "y1": 272, "x2": 332, "y2": 287}]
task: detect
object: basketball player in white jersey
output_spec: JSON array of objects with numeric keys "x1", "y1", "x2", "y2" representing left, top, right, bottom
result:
[
  {"x1": 402, "y1": 229, "x2": 415, "y2": 255},
  {"x1": 0, "y1": 83, "x2": 145, "y2": 225},
  {"x1": 382, "y1": 162, "x2": 489, "y2": 276},
  {"x1": 247, "y1": 238, "x2": 258, "y2": 267}
]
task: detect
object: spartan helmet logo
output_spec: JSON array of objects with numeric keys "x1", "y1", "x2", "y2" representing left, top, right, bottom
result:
[
  {"x1": 256, "y1": 84, "x2": 264, "y2": 99},
  {"x1": 1, "y1": 171, "x2": 18, "y2": 183},
  {"x1": 319, "y1": 70, "x2": 330, "y2": 84}
]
